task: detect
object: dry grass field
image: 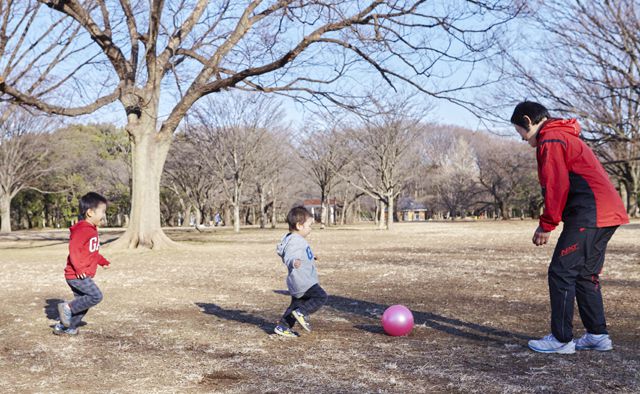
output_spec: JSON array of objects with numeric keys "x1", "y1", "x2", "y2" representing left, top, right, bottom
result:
[{"x1": 0, "y1": 220, "x2": 638, "y2": 393}]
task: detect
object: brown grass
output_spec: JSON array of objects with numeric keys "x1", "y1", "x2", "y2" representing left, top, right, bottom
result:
[{"x1": 0, "y1": 220, "x2": 638, "y2": 393}]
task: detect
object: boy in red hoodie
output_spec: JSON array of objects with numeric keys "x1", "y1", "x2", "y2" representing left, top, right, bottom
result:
[
  {"x1": 54, "y1": 192, "x2": 111, "y2": 335},
  {"x1": 511, "y1": 102, "x2": 629, "y2": 354}
]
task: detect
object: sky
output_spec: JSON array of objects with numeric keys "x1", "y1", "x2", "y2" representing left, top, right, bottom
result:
[{"x1": 16, "y1": 1, "x2": 519, "y2": 135}]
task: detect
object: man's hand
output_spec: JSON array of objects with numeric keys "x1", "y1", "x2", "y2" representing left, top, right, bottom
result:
[
  {"x1": 103, "y1": 265, "x2": 110, "y2": 270},
  {"x1": 76, "y1": 272, "x2": 87, "y2": 279},
  {"x1": 293, "y1": 259, "x2": 301, "y2": 269},
  {"x1": 532, "y1": 226, "x2": 551, "y2": 246}
]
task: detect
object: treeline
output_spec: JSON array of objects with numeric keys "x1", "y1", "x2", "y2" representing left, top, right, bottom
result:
[{"x1": 2, "y1": 95, "x2": 635, "y2": 233}]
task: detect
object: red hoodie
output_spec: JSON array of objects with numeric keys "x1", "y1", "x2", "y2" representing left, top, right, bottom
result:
[
  {"x1": 536, "y1": 118, "x2": 629, "y2": 232},
  {"x1": 64, "y1": 220, "x2": 110, "y2": 279}
]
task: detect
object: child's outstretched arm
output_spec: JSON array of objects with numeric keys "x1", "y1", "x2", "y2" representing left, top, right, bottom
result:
[{"x1": 97, "y1": 253, "x2": 110, "y2": 268}]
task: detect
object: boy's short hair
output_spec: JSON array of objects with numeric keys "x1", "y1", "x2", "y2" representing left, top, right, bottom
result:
[
  {"x1": 287, "y1": 206, "x2": 313, "y2": 231},
  {"x1": 79, "y1": 192, "x2": 108, "y2": 218},
  {"x1": 510, "y1": 101, "x2": 550, "y2": 129}
]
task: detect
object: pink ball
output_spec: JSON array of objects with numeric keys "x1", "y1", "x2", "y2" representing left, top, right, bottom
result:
[{"x1": 381, "y1": 304, "x2": 414, "y2": 336}]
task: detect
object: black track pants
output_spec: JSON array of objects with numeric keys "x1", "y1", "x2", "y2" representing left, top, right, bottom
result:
[{"x1": 548, "y1": 226, "x2": 617, "y2": 343}]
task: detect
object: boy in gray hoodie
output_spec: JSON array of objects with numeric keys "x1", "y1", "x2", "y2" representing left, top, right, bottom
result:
[{"x1": 274, "y1": 206, "x2": 328, "y2": 337}]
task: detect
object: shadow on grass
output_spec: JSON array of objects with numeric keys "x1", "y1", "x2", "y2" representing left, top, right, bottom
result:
[
  {"x1": 195, "y1": 302, "x2": 274, "y2": 335},
  {"x1": 273, "y1": 291, "x2": 530, "y2": 344},
  {"x1": 45, "y1": 298, "x2": 65, "y2": 320},
  {"x1": 45, "y1": 298, "x2": 87, "y2": 328}
]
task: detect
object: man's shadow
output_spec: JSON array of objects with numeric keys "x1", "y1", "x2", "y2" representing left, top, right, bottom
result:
[
  {"x1": 45, "y1": 298, "x2": 86, "y2": 327},
  {"x1": 195, "y1": 302, "x2": 274, "y2": 335}
]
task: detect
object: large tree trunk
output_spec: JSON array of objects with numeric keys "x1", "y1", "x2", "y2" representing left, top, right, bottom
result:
[
  {"x1": 111, "y1": 129, "x2": 176, "y2": 249},
  {"x1": 626, "y1": 176, "x2": 640, "y2": 217},
  {"x1": 386, "y1": 194, "x2": 394, "y2": 230},
  {"x1": 378, "y1": 199, "x2": 386, "y2": 229},
  {"x1": 259, "y1": 189, "x2": 266, "y2": 229},
  {"x1": 182, "y1": 205, "x2": 191, "y2": 227},
  {"x1": 223, "y1": 203, "x2": 231, "y2": 227},
  {"x1": 232, "y1": 182, "x2": 242, "y2": 232},
  {"x1": 233, "y1": 203, "x2": 241, "y2": 233},
  {"x1": 499, "y1": 200, "x2": 511, "y2": 220},
  {"x1": 0, "y1": 193, "x2": 11, "y2": 233},
  {"x1": 270, "y1": 185, "x2": 277, "y2": 229},
  {"x1": 320, "y1": 187, "x2": 327, "y2": 229}
]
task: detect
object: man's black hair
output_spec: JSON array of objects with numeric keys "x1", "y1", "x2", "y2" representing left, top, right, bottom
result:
[
  {"x1": 287, "y1": 206, "x2": 313, "y2": 231},
  {"x1": 79, "y1": 192, "x2": 108, "y2": 219},
  {"x1": 510, "y1": 101, "x2": 550, "y2": 129}
]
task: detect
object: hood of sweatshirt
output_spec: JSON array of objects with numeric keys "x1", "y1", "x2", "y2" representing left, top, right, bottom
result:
[
  {"x1": 276, "y1": 233, "x2": 304, "y2": 257},
  {"x1": 538, "y1": 118, "x2": 581, "y2": 138},
  {"x1": 70, "y1": 220, "x2": 96, "y2": 233}
]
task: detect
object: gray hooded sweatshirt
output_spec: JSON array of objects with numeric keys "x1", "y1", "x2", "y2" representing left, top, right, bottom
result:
[{"x1": 276, "y1": 232, "x2": 318, "y2": 298}]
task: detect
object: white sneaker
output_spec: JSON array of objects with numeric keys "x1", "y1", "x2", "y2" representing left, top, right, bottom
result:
[
  {"x1": 575, "y1": 333, "x2": 613, "y2": 351},
  {"x1": 528, "y1": 334, "x2": 575, "y2": 354}
]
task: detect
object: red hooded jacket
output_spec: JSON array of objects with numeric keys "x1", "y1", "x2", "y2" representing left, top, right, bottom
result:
[
  {"x1": 536, "y1": 118, "x2": 629, "y2": 232},
  {"x1": 64, "y1": 220, "x2": 110, "y2": 279}
]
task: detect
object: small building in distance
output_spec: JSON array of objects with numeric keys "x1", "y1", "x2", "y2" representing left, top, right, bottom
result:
[
  {"x1": 397, "y1": 197, "x2": 428, "y2": 222},
  {"x1": 303, "y1": 198, "x2": 341, "y2": 225}
]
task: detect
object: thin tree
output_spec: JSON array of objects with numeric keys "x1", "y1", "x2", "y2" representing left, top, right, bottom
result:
[
  {"x1": 252, "y1": 129, "x2": 290, "y2": 229},
  {"x1": 432, "y1": 136, "x2": 480, "y2": 219},
  {"x1": 344, "y1": 97, "x2": 422, "y2": 229},
  {"x1": 163, "y1": 133, "x2": 215, "y2": 228},
  {"x1": 0, "y1": 108, "x2": 50, "y2": 232},
  {"x1": 299, "y1": 126, "x2": 350, "y2": 228},
  {"x1": 189, "y1": 93, "x2": 283, "y2": 233},
  {"x1": 476, "y1": 138, "x2": 536, "y2": 220}
]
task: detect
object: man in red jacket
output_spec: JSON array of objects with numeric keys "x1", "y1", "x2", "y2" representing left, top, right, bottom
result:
[
  {"x1": 55, "y1": 192, "x2": 111, "y2": 335},
  {"x1": 511, "y1": 102, "x2": 629, "y2": 354}
]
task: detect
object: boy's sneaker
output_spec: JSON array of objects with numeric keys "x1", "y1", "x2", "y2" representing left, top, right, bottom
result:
[
  {"x1": 58, "y1": 302, "x2": 72, "y2": 327},
  {"x1": 291, "y1": 309, "x2": 312, "y2": 332},
  {"x1": 575, "y1": 333, "x2": 613, "y2": 351},
  {"x1": 52, "y1": 323, "x2": 65, "y2": 335},
  {"x1": 528, "y1": 334, "x2": 575, "y2": 354},
  {"x1": 52, "y1": 323, "x2": 78, "y2": 336},
  {"x1": 64, "y1": 327, "x2": 78, "y2": 336},
  {"x1": 274, "y1": 325, "x2": 299, "y2": 338}
]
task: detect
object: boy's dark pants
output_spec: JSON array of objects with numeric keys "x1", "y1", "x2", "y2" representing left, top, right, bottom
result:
[
  {"x1": 548, "y1": 226, "x2": 617, "y2": 343},
  {"x1": 66, "y1": 278, "x2": 104, "y2": 329},
  {"x1": 281, "y1": 284, "x2": 328, "y2": 328}
]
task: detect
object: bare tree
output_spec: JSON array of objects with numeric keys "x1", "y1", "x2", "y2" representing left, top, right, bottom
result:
[
  {"x1": 505, "y1": 0, "x2": 640, "y2": 216},
  {"x1": 251, "y1": 128, "x2": 291, "y2": 229},
  {"x1": 0, "y1": 1, "x2": 520, "y2": 247},
  {"x1": 344, "y1": 97, "x2": 422, "y2": 229},
  {"x1": 334, "y1": 181, "x2": 365, "y2": 225},
  {"x1": 476, "y1": 137, "x2": 537, "y2": 219},
  {"x1": 163, "y1": 133, "x2": 215, "y2": 228},
  {"x1": 299, "y1": 125, "x2": 350, "y2": 228},
  {"x1": 0, "y1": 107, "x2": 50, "y2": 232},
  {"x1": 189, "y1": 93, "x2": 283, "y2": 233},
  {"x1": 431, "y1": 136, "x2": 480, "y2": 219}
]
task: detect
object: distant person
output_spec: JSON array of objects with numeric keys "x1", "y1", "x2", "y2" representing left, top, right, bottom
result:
[
  {"x1": 274, "y1": 206, "x2": 327, "y2": 337},
  {"x1": 55, "y1": 192, "x2": 111, "y2": 335},
  {"x1": 511, "y1": 101, "x2": 629, "y2": 354},
  {"x1": 214, "y1": 212, "x2": 221, "y2": 227}
]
